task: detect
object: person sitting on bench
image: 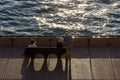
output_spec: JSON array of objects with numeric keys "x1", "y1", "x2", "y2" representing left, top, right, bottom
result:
[
  {"x1": 28, "y1": 39, "x2": 37, "y2": 48},
  {"x1": 56, "y1": 37, "x2": 64, "y2": 48}
]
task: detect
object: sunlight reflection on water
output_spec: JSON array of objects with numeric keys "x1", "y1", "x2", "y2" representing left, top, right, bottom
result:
[{"x1": 0, "y1": 0, "x2": 120, "y2": 36}]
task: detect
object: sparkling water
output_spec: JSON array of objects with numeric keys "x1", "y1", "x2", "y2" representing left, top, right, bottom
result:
[{"x1": 0, "y1": 0, "x2": 120, "y2": 36}]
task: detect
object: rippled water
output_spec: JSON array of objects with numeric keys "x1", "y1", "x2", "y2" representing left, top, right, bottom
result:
[{"x1": 0, "y1": 0, "x2": 120, "y2": 36}]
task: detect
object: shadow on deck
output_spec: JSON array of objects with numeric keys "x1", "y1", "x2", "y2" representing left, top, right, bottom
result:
[{"x1": 0, "y1": 46, "x2": 120, "y2": 80}]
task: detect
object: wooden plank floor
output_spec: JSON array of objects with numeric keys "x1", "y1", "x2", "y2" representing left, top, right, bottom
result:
[
  {"x1": 71, "y1": 47, "x2": 92, "y2": 80},
  {"x1": 3, "y1": 47, "x2": 25, "y2": 80},
  {"x1": 108, "y1": 47, "x2": 120, "y2": 80},
  {"x1": 0, "y1": 46, "x2": 120, "y2": 80},
  {"x1": 89, "y1": 47, "x2": 115, "y2": 80}
]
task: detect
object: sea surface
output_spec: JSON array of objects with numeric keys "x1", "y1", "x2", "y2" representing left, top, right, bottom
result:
[{"x1": 0, "y1": 0, "x2": 120, "y2": 37}]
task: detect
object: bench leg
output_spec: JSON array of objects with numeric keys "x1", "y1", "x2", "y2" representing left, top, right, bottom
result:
[
  {"x1": 57, "y1": 54, "x2": 61, "y2": 59},
  {"x1": 44, "y1": 55, "x2": 48, "y2": 59}
]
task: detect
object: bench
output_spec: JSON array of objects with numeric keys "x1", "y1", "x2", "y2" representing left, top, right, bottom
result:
[{"x1": 24, "y1": 47, "x2": 66, "y2": 59}]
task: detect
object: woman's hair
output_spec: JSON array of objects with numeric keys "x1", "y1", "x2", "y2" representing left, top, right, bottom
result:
[
  {"x1": 58, "y1": 37, "x2": 64, "y2": 42},
  {"x1": 30, "y1": 40, "x2": 35, "y2": 44}
]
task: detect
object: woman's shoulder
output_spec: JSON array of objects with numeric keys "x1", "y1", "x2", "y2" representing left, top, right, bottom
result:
[{"x1": 28, "y1": 44, "x2": 37, "y2": 47}]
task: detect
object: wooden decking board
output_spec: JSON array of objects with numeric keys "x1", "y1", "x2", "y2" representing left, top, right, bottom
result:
[
  {"x1": 109, "y1": 47, "x2": 120, "y2": 58},
  {"x1": 3, "y1": 59, "x2": 23, "y2": 80},
  {"x1": 48, "y1": 57, "x2": 60, "y2": 80},
  {"x1": 1, "y1": 47, "x2": 120, "y2": 80},
  {"x1": 71, "y1": 47, "x2": 92, "y2": 80},
  {"x1": 48, "y1": 58, "x2": 67, "y2": 80},
  {"x1": 9, "y1": 47, "x2": 25, "y2": 58},
  {"x1": 72, "y1": 47, "x2": 89, "y2": 58},
  {"x1": 3, "y1": 47, "x2": 24, "y2": 80},
  {"x1": 89, "y1": 47, "x2": 109, "y2": 58},
  {"x1": 90, "y1": 47, "x2": 115, "y2": 80},
  {"x1": 26, "y1": 58, "x2": 49, "y2": 80},
  {"x1": 0, "y1": 61, "x2": 8, "y2": 79},
  {"x1": 0, "y1": 47, "x2": 11, "y2": 79},
  {"x1": 0, "y1": 47, "x2": 11, "y2": 60},
  {"x1": 71, "y1": 59, "x2": 92, "y2": 80},
  {"x1": 109, "y1": 47, "x2": 120, "y2": 79}
]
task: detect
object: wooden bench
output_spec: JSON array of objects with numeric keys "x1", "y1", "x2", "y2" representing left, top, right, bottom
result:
[{"x1": 24, "y1": 47, "x2": 66, "y2": 59}]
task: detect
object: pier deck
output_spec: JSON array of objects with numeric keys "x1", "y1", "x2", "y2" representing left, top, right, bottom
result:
[{"x1": 0, "y1": 46, "x2": 120, "y2": 80}]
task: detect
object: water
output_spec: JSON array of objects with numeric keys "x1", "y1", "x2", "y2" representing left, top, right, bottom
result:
[{"x1": 0, "y1": 0, "x2": 120, "y2": 36}]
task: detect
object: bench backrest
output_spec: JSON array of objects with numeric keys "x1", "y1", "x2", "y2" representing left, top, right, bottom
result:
[{"x1": 24, "y1": 47, "x2": 66, "y2": 55}]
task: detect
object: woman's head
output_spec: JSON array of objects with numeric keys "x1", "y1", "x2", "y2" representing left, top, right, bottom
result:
[
  {"x1": 30, "y1": 39, "x2": 36, "y2": 44},
  {"x1": 58, "y1": 37, "x2": 64, "y2": 42}
]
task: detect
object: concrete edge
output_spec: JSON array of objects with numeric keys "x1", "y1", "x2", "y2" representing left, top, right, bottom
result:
[{"x1": 0, "y1": 37, "x2": 120, "y2": 47}]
